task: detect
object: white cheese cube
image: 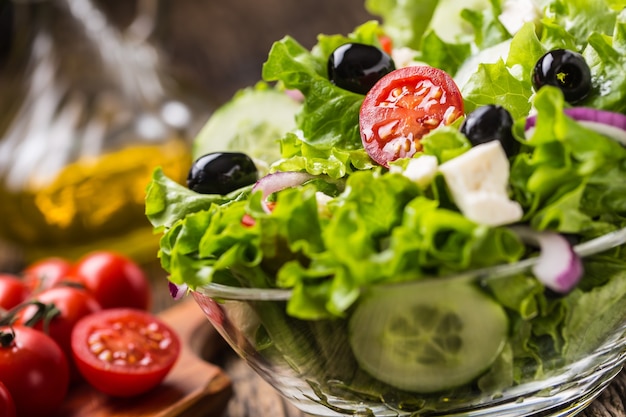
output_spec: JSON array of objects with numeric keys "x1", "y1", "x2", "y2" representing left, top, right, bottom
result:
[{"x1": 439, "y1": 141, "x2": 523, "y2": 226}]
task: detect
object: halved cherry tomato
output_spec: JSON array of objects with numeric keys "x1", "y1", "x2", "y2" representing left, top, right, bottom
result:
[
  {"x1": 13, "y1": 286, "x2": 102, "y2": 382},
  {"x1": 0, "y1": 325, "x2": 69, "y2": 417},
  {"x1": 359, "y1": 65, "x2": 464, "y2": 167},
  {"x1": 70, "y1": 251, "x2": 151, "y2": 310},
  {"x1": 0, "y1": 381, "x2": 16, "y2": 417},
  {"x1": 22, "y1": 257, "x2": 72, "y2": 293},
  {"x1": 0, "y1": 274, "x2": 29, "y2": 311},
  {"x1": 71, "y1": 308, "x2": 180, "y2": 397}
]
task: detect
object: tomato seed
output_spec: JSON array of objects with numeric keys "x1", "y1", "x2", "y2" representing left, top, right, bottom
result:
[
  {"x1": 443, "y1": 106, "x2": 460, "y2": 125},
  {"x1": 377, "y1": 120, "x2": 399, "y2": 140},
  {"x1": 98, "y1": 349, "x2": 113, "y2": 362},
  {"x1": 89, "y1": 342, "x2": 106, "y2": 355},
  {"x1": 423, "y1": 118, "x2": 441, "y2": 127}
]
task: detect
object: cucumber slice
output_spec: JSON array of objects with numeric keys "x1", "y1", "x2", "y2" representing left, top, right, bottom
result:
[
  {"x1": 348, "y1": 280, "x2": 508, "y2": 393},
  {"x1": 193, "y1": 87, "x2": 302, "y2": 165}
]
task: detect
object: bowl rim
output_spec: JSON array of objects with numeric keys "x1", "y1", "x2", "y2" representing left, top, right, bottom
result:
[{"x1": 194, "y1": 226, "x2": 626, "y2": 301}]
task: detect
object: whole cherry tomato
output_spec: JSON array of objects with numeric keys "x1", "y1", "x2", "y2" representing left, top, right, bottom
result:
[
  {"x1": 70, "y1": 251, "x2": 151, "y2": 310},
  {"x1": 359, "y1": 65, "x2": 464, "y2": 167},
  {"x1": 0, "y1": 274, "x2": 29, "y2": 311},
  {"x1": 71, "y1": 308, "x2": 180, "y2": 397},
  {"x1": 378, "y1": 34, "x2": 393, "y2": 55},
  {"x1": 13, "y1": 286, "x2": 102, "y2": 382},
  {"x1": 22, "y1": 257, "x2": 72, "y2": 293},
  {"x1": 0, "y1": 325, "x2": 69, "y2": 417},
  {"x1": 0, "y1": 381, "x2": 16, "y2": 417}
]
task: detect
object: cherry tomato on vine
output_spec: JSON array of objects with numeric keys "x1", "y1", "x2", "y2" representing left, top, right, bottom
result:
[
  {"x1": 70, "y1": 251, "x2": 151, "y2": 310},
  {"x1": 0, "y1": 381, "x2": 16, "y2": 417},
  {"x1": 22, "y1": 257, "x2": 72, "y2": 293},
  {"x1": 0, "y1": 325, "x2": 69, "y2": 417},
  {"x1": 13, "y1": 286, "x2": 102, "y2": 382},
  {"x1": 71, "y1": 308, "x2": 180, "y2": 397},
  {"x1": 0, "y1": 274, "x2": 29, "y2": 311},
  {"x1": 359, "y1": 65, "x2": 464, "y2": 167}
]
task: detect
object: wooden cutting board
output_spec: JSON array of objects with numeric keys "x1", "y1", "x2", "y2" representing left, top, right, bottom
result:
[{"x1": 57, "y1": 298, "x2": 232, "y2": 417}]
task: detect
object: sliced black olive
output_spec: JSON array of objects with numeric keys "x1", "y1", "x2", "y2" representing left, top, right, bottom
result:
[
  {"x1": 327, "y1": 42, "x2": 395, "y2": 95},
  {"x1": 187, "y1": 152, "x2": 258, "y2": 195},
  {"x1": 532, "y1": 49, "x2": 592, "y2": 103},
  {"x1": 460, "y1": 105, "x2": 520, "y2": 158}
]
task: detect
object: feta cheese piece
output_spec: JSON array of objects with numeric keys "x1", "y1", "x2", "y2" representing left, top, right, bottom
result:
[
  {"x1": 391, "y1": 47, "x2": 425, "y2": 68},
  {"x1": 439, "y1": 141, "x2": 523, "y2": 226},
  {"x1": 498, "y1": 0, "x2": 542, "y2": 35},
  {"x1": 393, "y1": 155, "x2": 439, "y2": 188},
  {"x1": 316, "y1": 191, "x2": 333, "y2": 217}
]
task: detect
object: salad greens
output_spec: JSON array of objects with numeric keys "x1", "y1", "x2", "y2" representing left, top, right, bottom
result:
[{"x1": 146, "y1": 0, "x2": 626, "y2": 402}]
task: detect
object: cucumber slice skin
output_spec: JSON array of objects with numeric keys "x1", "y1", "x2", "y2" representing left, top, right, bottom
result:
[
  {"x1": 193, "y1": 88, "x2": 301, "y2": 165},
  {"x1": 348, "y1": 280, "x2": 509, "y2": 393}
]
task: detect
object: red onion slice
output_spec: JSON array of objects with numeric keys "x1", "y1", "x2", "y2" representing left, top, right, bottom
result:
[
  {"x1": 252, "y1": 171, "x2": 315, "y2": 212},
  {"x1": 509, "y1": 226, "x2": 583, "y2": 293},
  {"x1": 285, "y1": 89, "x2": 305, "y2": 102},
  {"x1": 168, "y1": 281, "x2": 188, "y2": 300},
  {"x1": 525, "y1": 108, "x2": 626, "y2": 145}
]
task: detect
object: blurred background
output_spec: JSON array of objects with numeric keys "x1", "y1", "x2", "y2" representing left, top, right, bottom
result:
[
  {"x1": 137, "y1": 0, "x2": 375, "y2": 106},
  {"x1": 0, "y1": 0, "x2": 374, "y2": 277}
]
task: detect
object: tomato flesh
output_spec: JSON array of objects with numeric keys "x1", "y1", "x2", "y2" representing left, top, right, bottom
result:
[
  {"x1": 359, "y1": 65, "x2": 464, "y2": 167},
  {"x1": 71, "y1": 308, "x2": 180, "y2": 397}
]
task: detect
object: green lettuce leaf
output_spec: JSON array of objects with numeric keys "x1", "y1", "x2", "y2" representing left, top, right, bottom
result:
[
  {"x1": 364, "y1": 0, "x2": 439, "y2": 49},
  {"x1": 562, "y1": 260, "x2": 626, "y2": 361},
  {"x1": 510, "y1": 87, "x2": 626, "y2": 235},
  {"x1": 581, "y1": 10, "x2": 626, "y2": 113}
]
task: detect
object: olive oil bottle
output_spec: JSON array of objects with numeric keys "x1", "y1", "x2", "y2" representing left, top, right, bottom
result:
[{"x1": 0, "y1": 0, "x2": 209, "y2": 263}]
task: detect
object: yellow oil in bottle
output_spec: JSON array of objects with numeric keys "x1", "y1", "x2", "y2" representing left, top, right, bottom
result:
[
  {"x1": 0, "y1": 138, "x2": 191, "y2": 263},
  {"x1": 0, "y1": 0, "x2": 209, "y2": 264}
]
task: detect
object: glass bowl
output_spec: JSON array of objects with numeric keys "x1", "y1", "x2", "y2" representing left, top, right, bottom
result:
[{"x1": 191, "y1": 227, "x2": 626, "y2": 417}]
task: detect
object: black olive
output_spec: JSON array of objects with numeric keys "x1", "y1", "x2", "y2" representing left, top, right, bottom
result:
[
  {"x1": 532, "y1": 49, "x2": 592, "y2": 103},
  {"x1": 327, "y1": 42, "x2": 395, "y2": 95},
  {"x1": 460, "y1": 105, "x2": 520, "y2": 158},
  {"x1": 187, "y1": 152, "x2": 258, "y2": 195}
]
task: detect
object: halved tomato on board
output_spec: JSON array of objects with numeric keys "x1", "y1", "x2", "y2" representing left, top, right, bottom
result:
[
  {"x1": 359, "y1": 65, "x2": 464, "y2": 167},
  {"x1": 70, "y1": 308, "x2": 180, "y2": 397}
]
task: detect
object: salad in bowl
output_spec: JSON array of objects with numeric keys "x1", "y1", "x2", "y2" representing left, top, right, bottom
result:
[{"x1": 146, "y1": 0, "x2": 626, "y2": 415}]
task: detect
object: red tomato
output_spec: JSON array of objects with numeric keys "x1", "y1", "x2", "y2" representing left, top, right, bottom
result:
[
  {"x1": 378, "y1": 34, "x2": 393, "y2": 55},
  {"x1": 70, "y1": 251, "x2": 151, "y2": 310},
  {"x1": 71, "y1": 308, "x2": 180, "y2": 397},
  {"x1": 0, "y1": 274, "x2": 30, "y2": 311},
  {"x1": 241, "y1": 201, "x2": 276, "y2": 227},
  {"x1": 22, "y1": 257, "x2": 72, "y2": 292},
  {"x1": 359, "y1": 65, "x2": 464, "y2": 167},
  {"x1": 0, "y1": 326, "x2": 69, "y2": 417},
  {"x1": 0, "y1": 381, "x2": 16, "y2": 417},
  {"x1": 14, "y1": 286, "x2": 102, "y2": 382}
]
